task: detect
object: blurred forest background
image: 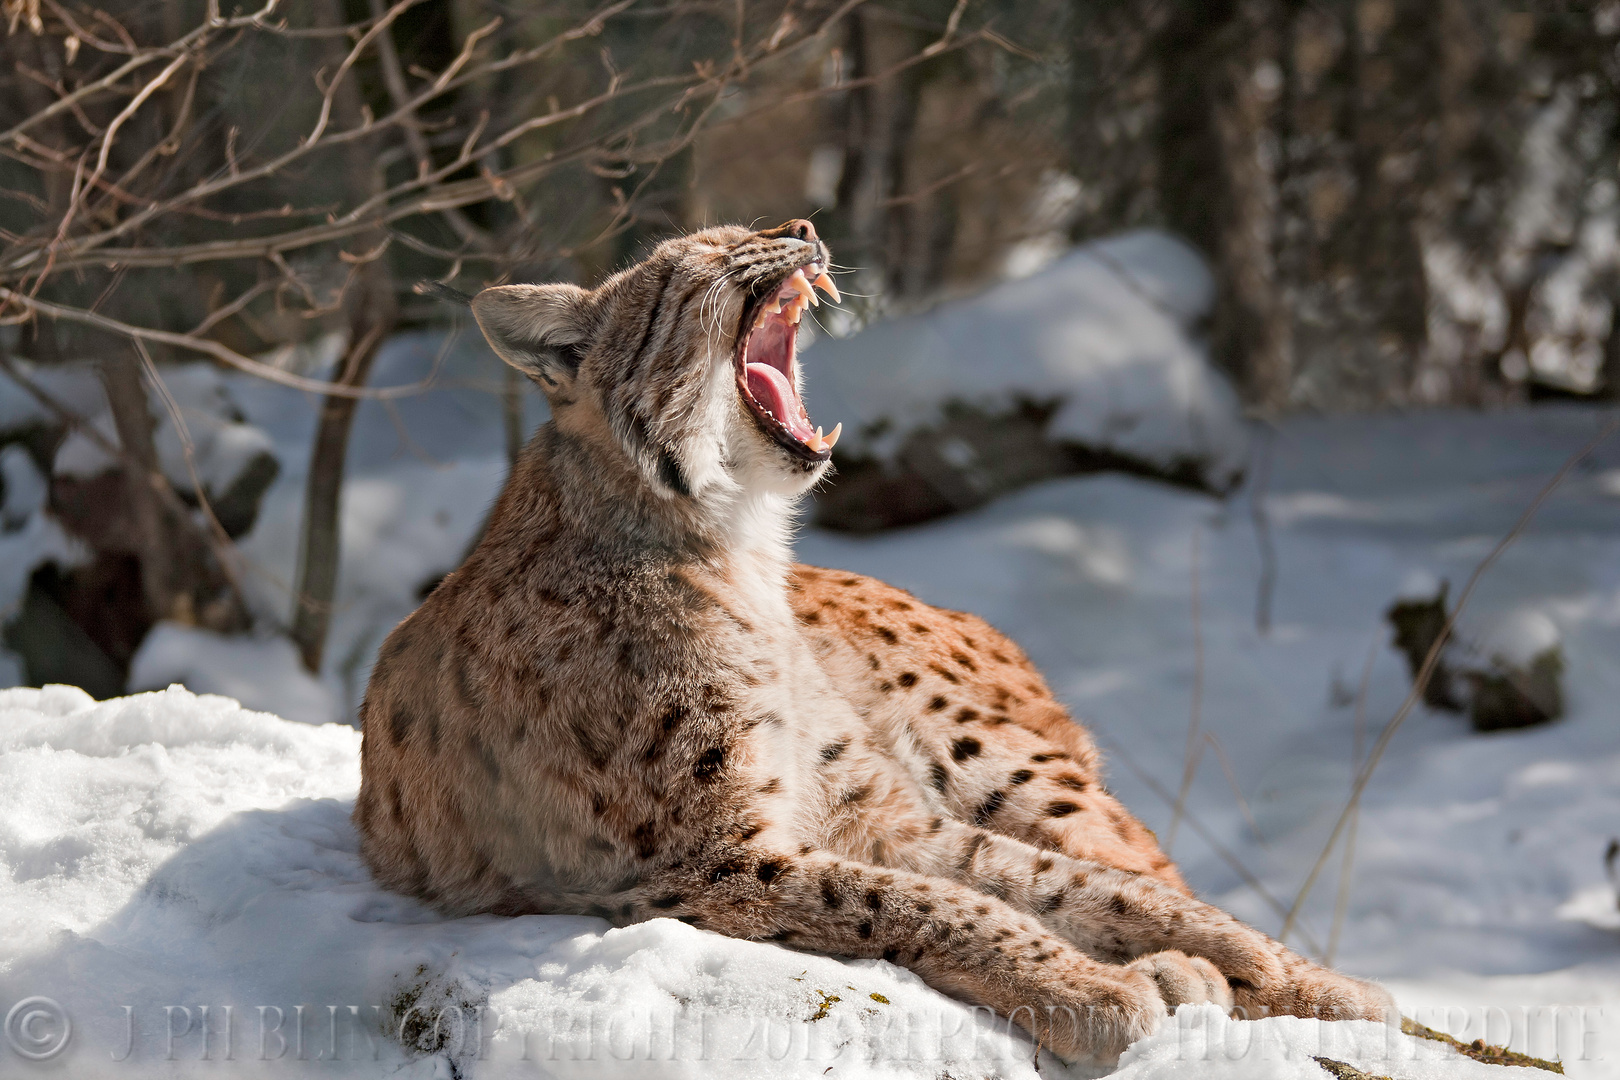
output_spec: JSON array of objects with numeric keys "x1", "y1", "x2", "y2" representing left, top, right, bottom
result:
[{"x1": 3, "y1": 0, "x2": 1620, "y2": 695}]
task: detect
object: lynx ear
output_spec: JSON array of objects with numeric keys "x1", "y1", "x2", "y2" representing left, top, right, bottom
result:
[{"x1": 470, "y1": 283, "x2": 594, "y2": 391}]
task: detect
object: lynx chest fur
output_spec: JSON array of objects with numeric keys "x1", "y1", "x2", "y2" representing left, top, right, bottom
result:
[{"x1": 356, "y1": 221, "x2": 1392, "y2": 1065}]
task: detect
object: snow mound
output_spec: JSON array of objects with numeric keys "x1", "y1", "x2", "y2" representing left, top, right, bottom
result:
[
  {"x1": 0, "y1": 685, "x2": 1533, "y2": 1078},
  {"x1": 803, "y1": 230, "x2": 1248, "y2": 485},
  {"x1": 127, "y1": 624, "x2": 341, "y2": 725},
  {"x1": 0, "y1": 685, "x2": 1050, "y2": 1077}
]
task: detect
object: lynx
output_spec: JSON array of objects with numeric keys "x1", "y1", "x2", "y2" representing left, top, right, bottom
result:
[{"x1": 355, "y1": 220, "x2": 1392, "y2": 1063}]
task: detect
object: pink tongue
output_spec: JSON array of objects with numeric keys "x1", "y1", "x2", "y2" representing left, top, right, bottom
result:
[{"x1": 746, "y1": 362, "x2": 815, "y2": 441}]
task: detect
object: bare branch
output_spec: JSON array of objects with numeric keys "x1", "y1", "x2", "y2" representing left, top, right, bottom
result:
[
  {"x1": 0, "y1": 284, "x2": 435, "y2": 399},
  {"x1": 0, "y1": 0, "x2": 282, "y2": 146}
]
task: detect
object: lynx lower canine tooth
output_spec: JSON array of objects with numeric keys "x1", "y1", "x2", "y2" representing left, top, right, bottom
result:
[
  {"x1": 813, "y1": 272, "x2": 841, "y2": 303},
  {"x1": 824, "y1": 422, "x2": 842, "y2": 448},
  {"x1": 807, "y1": 431, "x2": 825, "y2": 452},
  {"x1": 788, "y1": 269, "x2": 817, "y2": 306}
]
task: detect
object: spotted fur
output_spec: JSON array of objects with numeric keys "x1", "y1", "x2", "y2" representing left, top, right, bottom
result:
[{"x1": 356, "y1": 221, "x2": 1393, "y2": 1065}]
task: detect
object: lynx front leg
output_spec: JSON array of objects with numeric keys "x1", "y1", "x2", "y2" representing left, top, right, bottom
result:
[
  {"x1": 907, "y1": 820, "x2": 1393, "y2": 1024},
  {"x1": 626, "y1": 844, "x2": 1197, "y2": 1064}
]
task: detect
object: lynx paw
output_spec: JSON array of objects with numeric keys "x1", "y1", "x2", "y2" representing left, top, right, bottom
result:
[
  {"x1": 1127, "y1": 950, "x2": 1234, "y2": 1011},
  {"x1": 1037, "y1": 966, "x2": 1169, "y2": 1066},
  {"x1": 1233, "y1": 958, "x2": 1396, "y2": 1023}
]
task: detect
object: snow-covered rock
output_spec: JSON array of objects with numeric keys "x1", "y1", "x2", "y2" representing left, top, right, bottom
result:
[
  {"x1": 802, "y1": 230, "x2": 1249, "y2": 488},
  {"x1": 47, "y1": 361, "x2": 279, "y2": 536},
  {"x1": 0, "y1": 445, "x2": 85, "y2": 624}
]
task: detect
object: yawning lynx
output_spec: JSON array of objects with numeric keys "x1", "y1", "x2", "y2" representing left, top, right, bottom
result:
[{"x1": 355, "y1": 219, "x2": 1392, "y2": 1064}]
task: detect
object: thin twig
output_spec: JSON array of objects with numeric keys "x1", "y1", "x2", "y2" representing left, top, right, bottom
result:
[
  {"x1": 1280, "y1": 413, "x2": 1620, "y2": 943},
  {"x1": 1202, "y1": 731, "x2": 1266, "y2": 847},
  {"x1": 1251, "y1": 422, "x2": 1277, "y2": 636},
  {"x1": 130, "y1": 340, "x2": 248, "y2": 598},
  {"x1": 0, "y1": 285, "x2": 434, "y2": 400},
  {"x1": 1325, "y1": 635, "x2": 1380, "y2": 965},
  {"x1": 1167, "y1": 524, "x2": 1205, "y2": 854}
]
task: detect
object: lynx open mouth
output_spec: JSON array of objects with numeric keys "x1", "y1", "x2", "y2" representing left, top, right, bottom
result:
[{"x1": 735, "y1": 260, "x2": 841, "y2": 462}]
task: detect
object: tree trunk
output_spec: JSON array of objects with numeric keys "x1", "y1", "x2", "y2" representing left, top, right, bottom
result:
[
  {"x1": 289, "y1": 260, "x2": 393, "y2": 672},
  {"x1": 96, "y1": 350, "x2": 250, "y2": 634},
  {"x1": 98, "y1": 352, "x2": 174, "y2": 625},
  {"x1": 835, "y1": 9, "x2": 926, "y2": 302},
  {"x1": 1155, "y1": 0, "x2": 1292, "y2": 410},
  {"x1": 288, "y1": 0, "x2": 398, "y2": 673}
]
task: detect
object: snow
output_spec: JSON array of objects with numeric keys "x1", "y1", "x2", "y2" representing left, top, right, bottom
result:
[
  {"x1": 3, "y1": 400, "x2": 1619, "y2": 1074},
  {"x1": 127, "y1": 623, "x2": 340, "y2": 726},
  {"x1": 0, "y1": 444, "x2": 85, "y2": 634},
  {"x1": 0, "y1": 443, "x2": 47, "y2": 527},
  {"x1": 802, "y1": 229, "x2": 1249, "y2": 487},
  {"x1": 0, "y1": 683, "x2": 1592, "y2": 1078},
  {"x1": 2, "y1": 242, "x2": 1619, "y2": 1075}
]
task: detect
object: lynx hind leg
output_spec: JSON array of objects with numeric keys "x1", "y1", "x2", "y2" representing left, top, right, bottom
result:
[
  {"x1": 631, "y1": 845, "x2": 1167, "y2": 1064},
  {"x1": 926, "y1": 817, "x2": 1394, "y2": 1027},
  {"x1": 788, "y1": 564, "x2": 1188, "y2": 893}
]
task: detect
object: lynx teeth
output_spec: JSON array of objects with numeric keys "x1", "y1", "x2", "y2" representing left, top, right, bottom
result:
[{"x1": 787, "y1": 269, "x2": 818, "y2": 307}]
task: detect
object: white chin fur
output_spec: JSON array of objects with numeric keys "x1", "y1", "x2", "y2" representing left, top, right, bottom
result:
[{"x1": 725, "y1": 404, "x2": 830, "y2": 496}]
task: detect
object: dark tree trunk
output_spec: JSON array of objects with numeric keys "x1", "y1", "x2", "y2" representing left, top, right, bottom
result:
[
  {"x1": 289, "y1": 262, "x2": 394, "y2": 672},
  {"x1": 1155, "y1": 0, "x2": 1292, "y2": 409},
  {"x1": 95, "y1": 350, "x2": 250, "y2": 636},
  {"x1": 289, "y1": 0, "x2": 398, "y2": 673}
]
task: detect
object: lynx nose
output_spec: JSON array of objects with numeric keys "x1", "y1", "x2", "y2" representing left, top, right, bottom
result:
[{"x1": 764, "y1": 218, "x2": 817, "y2": 243}]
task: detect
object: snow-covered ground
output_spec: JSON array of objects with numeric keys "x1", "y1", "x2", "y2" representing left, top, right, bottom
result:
[
  {"x1": 2, "y1": 229, "x2": 1618, "y2": 1075},
  {"x1": 2, "y1": 403, "x2": 1617, "y2": 1077},
  {"x1": 805, "y1": 405, "x2": 1620, "y2": 1078}
]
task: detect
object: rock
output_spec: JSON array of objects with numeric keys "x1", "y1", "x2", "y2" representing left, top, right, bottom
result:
[{"x1": 1385, "y1": 584, "x2": 1565, "y2": 733}]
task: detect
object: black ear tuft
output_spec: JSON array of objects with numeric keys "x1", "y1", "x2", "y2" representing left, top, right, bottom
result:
[{"x1": 414, "y1": 280, "x2": 475, "y2": 307}]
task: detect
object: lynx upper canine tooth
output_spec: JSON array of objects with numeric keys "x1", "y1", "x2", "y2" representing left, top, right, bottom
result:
[
  {"x1": 813, "y1": 272, "x2": 841, "y2": 303},
  {"x1": 788, "y1": 269, "x2": 817, "y2": 306}
]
